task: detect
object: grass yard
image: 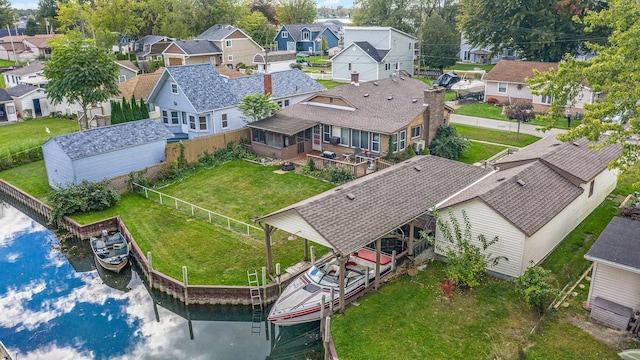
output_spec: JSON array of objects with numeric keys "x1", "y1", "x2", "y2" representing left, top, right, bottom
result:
[
  {"x1": 0, "y1": 160, "x2": 51, "y2": 199},
  {"x1": 455, "y1": 102, "x2": 508, "y2": 120},
  {"x1": 316, "y1": 79, "x2": 346, "y2": 89},
  {"x1": 0, "y1": 117, "x2": 79, "y2": 157},
  {"x1": 447, "y1": 63, "x2": 495, "y2": 72},
  {"x1": 458, "y1": 142, "x2": 508, "y2": 164},
  {"x1": 454, "y1": 124, "x2": 540, "y2": 148}
]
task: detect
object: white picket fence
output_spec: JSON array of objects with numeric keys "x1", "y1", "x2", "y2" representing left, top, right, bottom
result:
[{"x1": 132, "y1": 183, "x2": 264, "y2": 238}]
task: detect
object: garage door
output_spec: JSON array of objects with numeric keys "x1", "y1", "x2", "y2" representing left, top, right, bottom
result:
[{"x1": 168, "y1": 57, "x2": 182, "y2": 66}]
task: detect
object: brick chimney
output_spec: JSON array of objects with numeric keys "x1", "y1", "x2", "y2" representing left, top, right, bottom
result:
[
  {"x1": 264, "y1": 73, "x2": 272, "y2": 95},
  {"x1": 423, "y1": 87, "x2": 445, "y2": 146},
  {"x1": 350, "y1": 71, "x2": 359, "y2": 85}
]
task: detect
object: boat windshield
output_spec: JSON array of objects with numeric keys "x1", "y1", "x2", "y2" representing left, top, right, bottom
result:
[{"x1": 307, "y1": 266, "x2": 324, "y2": 283}]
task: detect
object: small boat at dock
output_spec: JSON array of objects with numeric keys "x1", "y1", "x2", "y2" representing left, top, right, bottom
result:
[
  {"x1": 268, "y1": 248, "x2": 393, "y2": 326},
  {"x1": 90, "y1": 230, "x2": 129, "y2": 273}
]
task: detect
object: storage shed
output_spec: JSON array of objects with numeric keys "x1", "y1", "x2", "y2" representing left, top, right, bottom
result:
[
  {"x1": 7, "y1": 84, "x2": 50, "y2": 118},
  {"x1": 42, "y1": 119, "x2": 174, "y2": 189},
  {"x1": 585, "y1": 216, "x2": 640, "y2": 330}
]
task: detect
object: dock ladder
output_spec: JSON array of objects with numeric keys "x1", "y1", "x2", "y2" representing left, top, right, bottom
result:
[{"x1": 247, "y1": 269, "x2": 263, "y2": 335}]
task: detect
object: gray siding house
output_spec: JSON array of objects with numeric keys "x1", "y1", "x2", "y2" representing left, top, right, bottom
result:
[
  {"x1": 42, "y1": 119, "x2": 174, "y2": 189},
  {"x1": 115, "y1": 60, "x2": 139, "y2": 83}
]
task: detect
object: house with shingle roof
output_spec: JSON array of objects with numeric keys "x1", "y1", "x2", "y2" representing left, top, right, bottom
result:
[
  {"x1": 3, "y1": 61, "x2": 44, "y2": 88},
  {"x1": 162, "y1": 40, "x2": 223, "y2": 67},
  {"x1": 0, "y1": 89, "x2": 17, "y2": 122},
  {"x1": 274, "y1": 24, "x2": 340, "y2": 53},
  {"x1": 113, "y1": 68, "x2": 164, "y2": 118},
  {"x1": 197, "y1": 24, "x2": 264, "y2": 67},
  {"x1": 7, "y1": 84, "x2": 50, "y2": 118},
  {"x1": 134, "y1": 35, "x2": 175, "y2": 61},
  {"x1": 252, "y1": 51, "x2": 296, "y2": 73},
  {"x1": 247, "y1": 75, "x2": 447, "y2": 159},
  {"x1": 436, "y1": 135, "x2": 621, "y2": 278},
  {"x1": 331, "y1": 27, "x2": 416, "y2": 82},
  {"x1": 146, "y1": 64, "x2": 324, "y2": 140},
  {"x1": 584, "y1": 216, "x2": 640, "y2": 330},
  {"x1": 42, "y1": 119, "x2": 174, "y2": 189},
  {"x1": 484, "y1": 60, "x2": 598, "y2": 115},
  {"x1": 0, "y1": 34, "x2": 58, "y2": 62},
  {"x1": 115, "y1": 60, "x2": 139, "y2": 83}
]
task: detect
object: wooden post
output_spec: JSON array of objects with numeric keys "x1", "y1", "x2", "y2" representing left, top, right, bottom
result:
[
  {"x1": 260, "y1": 223, "x2": 274, "y2": 276},
  {"x1": 408, "y1": 220, "x2": 415, "y2": 256},
  {"x1": 375, "y1": 237, "x2": 381, "y2": 290},
  {"x1": 330, "y1": 288, "x2": 334, "y2": 313},
  {"x1": 275, "y1": 263, "x2": 281, "y2": 287},
  {"x1": 320, "y1": 294, "x2": 326, "y2": 319},
  {"x1": 147, "y1": 251, "x2": 153, "y2": 289},
  {"x1": 338, "y1": 255, "x2": 346, "y2": 314},
  {"x1": 304, "y1": 238, "x2": 309, "y2": 261},
  {"x1": 365, "y1": 266, "x2": 370, "y2": 288},
  {"x1": 323, "y1": 316, "x2": 331, "y2": 360},
  {"x1": 182, "y1": 266, "x2": 189, "y2": 305},
  {"x1": 262, "y1": 266, "x2": 268, "y2": 307},
  {"x1": 392, "y1": 250, "x2": 397, "y2": 272},
  {"x1": 310, "y1": 246, "x2": 315, "y2": 265}
]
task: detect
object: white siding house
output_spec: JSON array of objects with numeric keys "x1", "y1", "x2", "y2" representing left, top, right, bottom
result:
[
  {"x1": 42, "y1": 120, "x2": 174, "y2": 189},
  {"x1": 7, "y1": 85, "x2": 50, "y2": 118}
]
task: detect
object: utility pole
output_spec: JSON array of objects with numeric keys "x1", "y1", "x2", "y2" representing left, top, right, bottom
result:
[
  {"x1": 417, "y1": 0, "x2": 423, "y2": 79},
  {"x1": 7, "y1": 25, "x2": 18, "y2": 66}
]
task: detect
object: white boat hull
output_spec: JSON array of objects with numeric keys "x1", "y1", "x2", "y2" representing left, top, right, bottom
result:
[
  {"x1": 91, "y1": 232, "x2": 130, "y2": 274},
  {"x1": 451, "y1": 79, "x2": 485, "y2": 97}
]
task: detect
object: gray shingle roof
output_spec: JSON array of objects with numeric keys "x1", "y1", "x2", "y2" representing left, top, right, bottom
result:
[
  {"x1": 229, "y1": 69, "x2": 325, "y2": 99},
  {"x1": 272, "y1": 77, "x2": 430, "y2": 134},
  {"x1": 280, "y1": 24, "x2": 333, "y2": 42},
  {"x1": 174, "y1": 40, "x2": 222, "y2": 55},
  {"x1": 4, "y1": 61, "x2": 43, "y2": 76},
  {"x1": 6, "y1": 84, "x2": 39, "y2": 98},
  {"x1": 46, "y1": 119, "x2": 174, "y2": 160},
  {"x1": 585, "y1": 216, "x2": 640, "y2": 271},
  {"x1": 197, "y1": 24, "x2": 237, "y2": 41},
  {"x1": 0, "y1": 89, "x2": 12, "y2": 102},
  {"x1": 140, "y1": 35, "x2": 166, "y2": 45},
  {"x1": 165, "y1": 64, "x2": 237, "y2": 112},
  {"x1": 256, "y1": 156, "x2": 491, "y2": 255},
  {"x1": 353, "y1": 41, "x2": 389, "y2": 63}
]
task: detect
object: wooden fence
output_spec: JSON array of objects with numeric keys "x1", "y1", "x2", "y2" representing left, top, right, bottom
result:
[
  {"x1": 306, "y1": 154, "x2": 377, "y2": 177},
  {"x1": 165, "y1": 128, "x2": 251, "y2": 164}
]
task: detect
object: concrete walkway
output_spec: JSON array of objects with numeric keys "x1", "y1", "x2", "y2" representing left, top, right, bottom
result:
[{"x1": 450, "y1": 114, "x2": 568, "y2": 138}]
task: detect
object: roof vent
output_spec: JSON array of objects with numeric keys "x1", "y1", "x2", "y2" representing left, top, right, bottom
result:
[
  {"x1": 364, "y1": 93, "x2": 369, "y2": 97},
  {"x1": 517, "y1": 179, "x2": 526, "y2": 187},
  {"x1": 387, "y1": 95, "x2": 393, "y2": 100},
  {"x1": 414, "y1": 165, "x2": 422, "y2": 171},
  {"x1": 572, "y1": 142, "x2": 580, "y2": 147},
  {"x1": 373, "y1": 82, "x2": 378, "y2": 86},
  {"x1": 346, "y1": 193, "x2": 356, "y2": 200},
  {"x1": 497, "y1": 177, "x2": 506, "y2": 182},
  {"x1": 412, "y1": 99, "x2": 418, "y2": 103}
]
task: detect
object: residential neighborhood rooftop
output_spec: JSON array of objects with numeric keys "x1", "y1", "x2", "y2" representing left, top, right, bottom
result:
[
  {"x1": 116, "y1": 69, "x2": 163, "y2": 100},
  {"x1": 585, "y1": 216, "x2": 640, "y2": 272},
  {"x1": 352, "y1": 41, "x2": 389, "y2": 63},
  {"x1": 6, "y1": 84, "x2": 39, "y2": 98},
  {"x1": 197, "y1": 24, "x2": 239, "y2": 40},
  {"x1": 170, "y1": 40, "x2": 222, "y2": 55},
  {"x1": 483, "y1": 60, "x2": 558, "y2": 83},
  {"x1": 3, "y1": 61, "x2": 43, "y2": 76}
]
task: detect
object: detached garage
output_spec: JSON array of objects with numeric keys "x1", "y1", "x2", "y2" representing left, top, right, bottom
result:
[
  {"x1": 42, "y1": 119, "x2": 174, "y2": 189},
  {"x1": 7, "y1": 84, "x2": 50, "y2": 118}
]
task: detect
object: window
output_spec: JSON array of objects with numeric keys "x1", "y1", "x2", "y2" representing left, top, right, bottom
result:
[
  {"x1": 589, "y1": 180, "x2": 595, "y2": 197},
  {"x1": 221, "y1": 113, "x2": 228, "y2": 129},
  {"x1": 409, "y1": 42, "x2": 412, "y2": 50},
  {"x1": 119, "y1": 75, "x2": 126, "y2": 83},
  {"x1": 348, "y1": 63, "x2": 352, "y2": 71},
  {"x1": 226, "y1": 40, "x2": 232, "y2": 47},
  {"x1": 541, "y1": 95, "x2": 555, "y2": 104},
  {"x1": 302, "y1": 32, "x2": 310, "y2": 40},
  {"x1": 189, "y1": 115, "x2": 196, "y2": 129},
  {"x1": 395, "y1": 63, "x2": 399, "y2": 70},
  {"x1": 162, "y1": 110, "x2": 169, "y2": 124},
  {"x1": 497, "y1": 83, "x2": 507, "y2": 94},
  {"x1": 399, "y1": 130, "x2": 406, "y2": 151},
  {"x1": 391, "y1": 133, "x2": 398, "y2": 152},
  {"x1": 332, "y1": 126, "x2": 349, "y2": 146},
  {"x1": 171, "y1": 83, "x2": 178, "y2": 94},
  {"x1": 170, "y1": 111, "x2": 179, "y2": 125},
  {"x1": 385, "y1": 64, "x2": 390, "y2": 71},
  {"x1": 411, "y1": 125, "x2": 421, "y2": 139},
  {"x1": 282, "y1": 31, "x2": 288, "y2": 38},
  {"x1": 198, "y1": 115, "x2": 207, "y2": 131},
  {"x1": 351, "y1": 130, "x2": 370, "y2": 150},
  {"x1": 6, "y1": 104, "x2": 15, "y2": 115},
  {"x1": 181, "y1": 113, "x2": 187, "y2": 125},
  {"x1": 371, "y1": 133, "x2": 380, "y2": 152},
  {"x1": 228, "y1": 55, "x2": 233, "y2": 62},
  {"x1": 156, "y1": 55, "x2": 162, "y2": 61},
  {"x1": 323, "y1": 125, "x2": 331, "y2": 142},
  {"x1": 284, "y1": 99, "x2": 290, "y2": 107},
  {"x1": 253, "y1": 129, "x2": 266, "y2": 143}
]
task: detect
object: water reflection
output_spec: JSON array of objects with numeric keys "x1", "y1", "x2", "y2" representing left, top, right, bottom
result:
[{"x1": 0, "y1": 203, "x2": 322, "y2": 360}]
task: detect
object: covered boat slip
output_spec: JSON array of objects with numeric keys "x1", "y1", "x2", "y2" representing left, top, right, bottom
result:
[{"x1": 256, "y1": 155, "x2": 494, "y2": 314}]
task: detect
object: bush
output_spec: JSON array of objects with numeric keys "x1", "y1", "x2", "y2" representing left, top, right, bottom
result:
[
  {"x1": 0, "y1": 147, "x2": 44, "y2": 171},
  {"x1": 326, "y1": 166, "x2": 355, "y2": 184},
  {"x1": 429, "y1": 124, "x2": 470, "y2": 160},
  {"x1": 290, "y1": 63, "x2": 303, "y2": 70},
  {"x1": 48, "y1": 180, "x2": 120, "y2": 226},
  {"x1": 516, "y1": 265, "x2": 558, "y2": 314},
  {"x1": 486, "y1": 97, "x2": 498, "y2": 105}
]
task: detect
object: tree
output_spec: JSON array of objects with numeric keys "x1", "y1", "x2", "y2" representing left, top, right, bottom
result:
[
  {"x1": 193, "y1": 0, "x2": 246, "y2": 35},
  {"x1": 505, "y1": 100, "x2": 536, "y2": 138},
  {"x1": 90, "y1": 0, "x2": 144, "y2": 53},
  {"x1": 527, "y1": 0, "x2": 639, "y2": 171},
  {"x1": 139, "y1": 98, "x2": 150, "y2": 119},
  {"x1": 275, "y1": 0, "x2": 316, "y2": 25},
  {"x1": 516, "y1": 265, "x2": 558, "y2": 314},
  {"x1": 351, "y1": 0, "x2": 418, "y2": 35},
  {"x1": 239, "y1": 11, "x2": 276, "y2": 48},
  {"x1": 457, "y1": 0, "x2": 608, "y2": 62},
  {"x1": 423, "y1": 208, "x2": 507, "y2": 288},
  {"x1": 38, "y1": 0, "x2": 59, "y2": 31},
  {"x1": 25, "y1": 18, "x2": 40, "y2": 36},
  {"x1": 251, "y1": 0, "x2": 277, "y2": 24},
  {"x1": 56, "y1": 0, "x2": 93, "y2": 37},
  {"x1": 320, "y1": 35, "x2": 328, "y2": 57},
  {"x1": 0, "y1": 0, "x2": 13, "y2": 28},
  {"x1": 44, "y1": 35, "x2": 120, "y2": 130},
  {"x1": 238, "y1": 93, "x2": 279, "y2": 123},
  {"x1": 428, "y1": 124, "x2": 470, "y2": 160},
  {"x1": 121, "y1": 97, "x2": 133, "y2": 121},
  {"x1": 420, "y1": 12, "x2": 459, "y2": 70},
  {"x1": 110, "y1": 100, "x2": 122, "y2": 124}
]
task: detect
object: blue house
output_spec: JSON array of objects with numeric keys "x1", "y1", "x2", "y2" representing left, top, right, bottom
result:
[
  {"x1": 146, "y1": 64, "x2": 325, "y2": 140},
  {"x1": 274, "y1": 24, "x2": 340, "y2": 53},
  {"x1": 42, "y1": 119, "x2": 174, "y2": 189}
]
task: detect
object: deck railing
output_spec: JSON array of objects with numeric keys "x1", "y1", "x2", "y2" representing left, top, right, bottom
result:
[
  {"x1": 132, "y1": 183, "x2": 264, "y2": 239},
  {"x1": 305, "y1": 154, "x2": 377, "y2": 177}
]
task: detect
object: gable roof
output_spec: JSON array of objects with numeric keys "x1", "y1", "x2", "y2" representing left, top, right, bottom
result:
[
  {"x1": 229, "y1": 69, "x2": 325, "y2": 99},
  {"x1": 45, "y1": 119, "x2": 174, "y2": 160},
  {"x1": 483, "y1": 60, "x2": 557, "y2": 83},
  {"x1": 115, "y1": 60, "x2": 139, "y2": 73},
  {"x1": 170, "y1": 40, "x2": 222, "y2": 55},
  {"x1": 1, "y1": 42, "x2": 25, "y2": 53},
  {"x1": 116, "y1": 71, "x2": 163, "y2": 100},
  {"x1": 139, "y1": 35, "x2": 168, "y2": 46},
  {"x1": 197, "y1": 24, "x2": 238, "y2": 41},
  {"x1": 164, "y1": 64, "x2": 237, "y2": 112},
  {"x1": 23, "y1": 35, "x2": 59, "y2": 48},
  {"x1": 7, "y1": 84, "x2": 39, "y2": 98},
  {"x1": 4, "y1": 61, "x2": 44, "y2": 76},
  {"x1": 256, "y1": 156, "x2": 492, "y2": 255},
  {"x1": 257, "y1": 77, "x2": 430, "y2": 134},
  {"x1": 352, "y1": 41, "x2": 389, "y2": 63},
  {"x1": 585, "y1": 217, "x2": 640, "y2": 273},
  {"x1": 279, "y1": 24, "x2": 338, "y2": 42},
  {"x1": 0, "y1": 89, "x2": 13, "y2": 102}
]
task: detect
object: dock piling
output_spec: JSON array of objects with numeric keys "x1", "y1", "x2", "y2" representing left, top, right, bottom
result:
[{"x1": 182, "y1": 266, "x2": 188, "y2": 305}]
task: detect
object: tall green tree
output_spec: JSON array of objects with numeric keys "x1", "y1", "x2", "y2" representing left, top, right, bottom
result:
[
  {"x1": 121, "y1": 97, "x2": 133, "y2": 121},
  {"x1": 275, "y1": 0, "x2": 316, "y2": 25},
  {"x1": 251, "y1": 0, "x2": 277, "y2": 24},
  {"x1": 429, "y1": 124, "x2": 470, "y2": 160},
  {"x1": 527, "y1": 0, "x2": 640, "y2": 171},
  {"x1": 131, "y1": 95, "x2": 143, "y2": 120},
  {"x1": 351, "y1": 0, "x2": 418, "y2": 35},
  {"x1": 25, "y1": 18, "x2": 40, "y2": 36},
  {"x1": 193, "y1": 0, "x2": 246, "y2": 34},
  {"x1": 110, "y1": 100, "x2": 122, "y2": 124},
  {"x1": 457, "y1": 0, "x2": 608, "y2": 62},
  {"x1": 56, "y1": 0, "x2": 93, "y2": 37},
  {"x1": 44, "y1": 35, "x2": 120, "y2": 130},
  {"x1": 0, "y1": 0, "x2": 14, "y2": 28},
  {"x1": 238, "y1": 11, "x2": 276, "y2": 47},
  {"x1": 139, "y1": 98, "x2": 149, "y2": 119},
  {"x1": 90, "y1": 0, "x2": 144, "y2": 52},
  {"x1": 420, "y1": 12, "x2": 459, "y2": 70},
  {"x1": 238, "y1": 93, "x2": 279, "y2": 123},
  {"x1": 37, "y1": 0, "x2": 59, "y2": 32}
]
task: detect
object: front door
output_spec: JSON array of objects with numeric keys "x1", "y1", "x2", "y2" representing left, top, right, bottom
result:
[
  {"x1": 312, "y1": 125, "x2": 321, "y2": 151},
  {"x1": 33, "y1": 98, "x2": 42, "y2": 117}
]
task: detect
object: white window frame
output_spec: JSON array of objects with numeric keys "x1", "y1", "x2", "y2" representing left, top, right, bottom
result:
[
  {"x1": 189, "y1": 115, "x2": 196, "y2": 130},
  {"x1": 198, "y1": 115, "x2": 208, "y2": 131},
  {"x1": 371, "y1": 133, "x2": 380, "y2": 152},
  {"x1": 226, "y1": 40, "x2": 232, "y2": 47},
  {"x1": 497, "y1": 83, "x2": 507, "y2": 94},
  {"x1": 118, "y1": 75, "x2": 126, "y2": 83},
  {"x1": 302, "y1": 31, "x2": 310, "y2": 40},
  {"x1": 282, "y1": 31, "x2": 288, "y2": 39},
  {"x1": 170, "y1": 111, "x2": 179, "y2": 125},
  {"x1": 410, "y1": 125, "x2": 421, "y2": 139},
  {"x1": 221, "y1": 113, "x2": 228, "y2": 129},
  {"x1": 540, "y1": 95, "x2": 555, "y2": 105},
  {"x1": 6, "y1": 104, "x2": 15, "y2": 115},
  {"x1": 171, "y1": 83, "x2": 178, "y2": 94},
  {"x1": 228, "y1": 55, "x2": 233, "y2": 62},
  {"x1": 399, "y1": 130, "x2": 406, "y2": 151},
  {"x1": 162, "y1": 110, "x2": 169, "y2": 124},
  {"x1": 351, "y1": 129, "x2": 370, "y2": 150},
  {"x1": 323, "y1": 124, "x2": 331, "y2": 142},
  {"x1": 181, "y1": 112, "x2": 187, "y2": 125}
]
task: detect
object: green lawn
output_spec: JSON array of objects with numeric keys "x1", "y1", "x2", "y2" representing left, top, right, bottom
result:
[
  {"x1": 458, "y1": 142, "x2": 508, "y2": 164},
  {"x1": 455, "y1": 103, "x2": 508, "y2": 120},
  {"x1": 0, "y1": 59, "x2": 23, "y2": 67},
  {"x1": 0, "y1": 160, "x2": 51, "y2": 199},
  {"x1": 454, "y1": 124, "x2": 541, "y2": 148},
  {"x1": 316, "y1": 79, "x2": 345, "y2": 89},
  {"x1": 446, "y1": 63, "x2": 495, "y2": 72},
  {"x1": 0, "y1": 118, "x2": 79, "y2": 157}
]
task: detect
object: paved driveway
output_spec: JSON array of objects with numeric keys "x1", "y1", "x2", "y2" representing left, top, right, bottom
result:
[{"x1": 450, "y1": 114, "x2": 568, "y2": 138}]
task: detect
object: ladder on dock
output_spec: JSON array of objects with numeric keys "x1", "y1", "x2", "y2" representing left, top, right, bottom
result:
[{"x1": 247, "y1": 269, "x2": 262, "y2": 311}]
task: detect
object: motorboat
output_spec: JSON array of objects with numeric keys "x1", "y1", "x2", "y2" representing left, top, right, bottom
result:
[
  {"x1": 90, "y1": 230, "x2": 130, "y2": 273},
  {"x1": 432, "y1": 72, "x2": 460, "y2": 88},
  {"x1": 451, "y1": 78, "x2": 486, "y2": 99},
  {"x1": 267, "y1": 248, "x2": 393, "y2": 326}
]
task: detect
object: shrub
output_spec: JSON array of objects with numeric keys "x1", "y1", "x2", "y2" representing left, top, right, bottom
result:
[
  {"x1": 437, "y1": 278, "x2": 456, "y2": 301},
  {"x1": 429, "y1": 124, "x2": 470, "y2": 160},
  {"x1": 290, "y1": 63, "x2": 303, "y2": 70},
  {"x1": 0, "y1": 147, "x2": 44, "y2": 171},
  {"x1": 48, "y1": 180, "x2": 120, "y2": 226},
  {"x1": 421, "y1": 147, "x2": 430, "y2": 155},
  {"x1": 326, "y1": 166, "x2": 355, "y2": 184},
  {"x1": 486, "y1": 97, "x2": 498, "y2": 105},
  {"x1": 516, "y1": 265, "x2": 558, "y2": 314}
]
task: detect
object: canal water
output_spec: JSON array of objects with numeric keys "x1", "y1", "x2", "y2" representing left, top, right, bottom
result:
[{"x1": 0, "y1": 202, "x2": 322, "y2": 360}]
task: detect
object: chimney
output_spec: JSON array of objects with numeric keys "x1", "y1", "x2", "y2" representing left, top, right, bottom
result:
[
  {"x1": 423, "y1": 87, "x2": 445, "y2": 146},
  {"x1": 264, "y1": 73, "x2": 272, "y2": 95},
  {"x1": 350, "y1": 71, "x2": 359, "y2": 85}
]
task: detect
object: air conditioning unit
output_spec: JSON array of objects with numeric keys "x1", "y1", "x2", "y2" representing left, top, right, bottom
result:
[
  {"x1": 413, "y1": 140, "x2": 426, "y2": 153},
  {"x1": 329, "y1": 136, "x2": 340, "y2": 145}
]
